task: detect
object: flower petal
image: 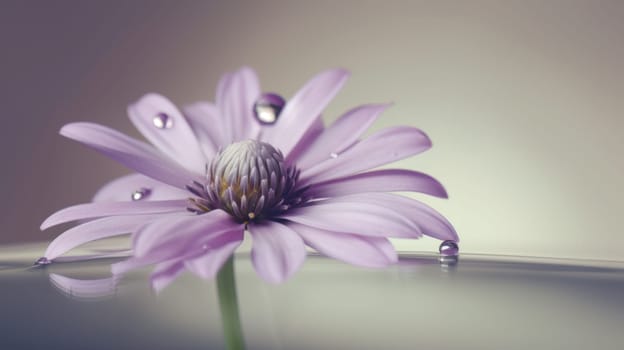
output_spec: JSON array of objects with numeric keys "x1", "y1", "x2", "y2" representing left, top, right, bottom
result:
[
  {"x1": 288, "y1": 222, "x2": 397, "y2": 267},
  {"x1": 306, "y1": 169, "x2": 448, "y2": 198},
  {"x1": 150, "y1": 260, "x2": 185, "y2": 293},
  {"x1": 284, "y1": 116, "x2": 324, "y2": 165},
  {"x1": 261, "y1": 69, "x2": 350, "y2": 157},
  {"x1": 44, "y1": 215, "x2": 158, "y2": 260},
  {"x1": 112, "y1": 212, "x2": 243, "y2": 276},
  {"x1": 294, "y1": 104, "x2": 389, "y2": 169},
  {"x1": 299, "y1": 126, "x2": 431, "y2": 185},
  {"x1": 183, "y1": 102, "x2": 222, "y2": 156},
  {"x1": 216, "y1": 67, "x2": 262, "y2": 144},
  {"x1": 280, "y1": 200, "x2": 422, "y2": 239},
  {"x1": 184, "y1": 238, "x2": 243, "y2": 279},
  {"x1": 249, "y1": 221, "x2": 306, "y2": 284},
  {"x1": 41, "y1": 200, "x2": 187, "y2": 230},
  {"x1": 93, "y1": 173, "x2": 188, "y2": 202},
  {"x1": 60, "y1": 122, "x2": 201, "y2": 189},
  {"x1": 132, "y1": 209, "x2": 242, "y2": 258},
  {"x1": 128, "y1": 93, "x2": 206, "y2": 174},
  {"x1": 327, "y1": 193, "x2": 458, "y2": 242}
]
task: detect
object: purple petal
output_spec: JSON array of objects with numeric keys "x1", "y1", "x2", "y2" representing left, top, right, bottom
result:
[
  {"x1": 294, "y1": 104, "x2": 389, "y2": 169},
  {"x1": 183, "y1": 102, "x2": 222, "y2": 156},
  {"x1": 306, "y1": 169, "x2": 448, "y2": 198},
  {"x1": 284, "y1": 116, "x2": 324, "y2": 165},
  {"x1": 128, "y1": 93, "x2": 207, "y2": 174},
  {"x1": 280, "y1": 200, "x2": 422, "y2": 239},
  {"x1": 261, "y1": 69, "x2": 350, "y2": 157},
  {"x1": 132, "y1": 209, "x2": 242, "y2": 258},
  {"x1": 41, "y1": 200, "x2": 187, "y2": 230},
  {"x1": 288, "y1": 222, "x2": 397, "y2": 267},
  {"x1": 249, "y1": 221, "x2": 306, "y2": 283},
  {"x1": 216, "y1": 67, "x2": 262, "y2": 144},
  {"x1": 44, "y1": 215, "x2": 157, "y2": 260},
  {"x1": 184, "y1": 239, "x2": 242, "y2": 279},
  {"x1": 93, "y1": 173, "x2": 188, "y2": 202},
  {"x1": 327, "y1": 193, "x2": 458, "y2": 242},
  {"x1": 299, "y1": 126, "x2": 431, "y2": 185},
  {"x1": 112, "y1": 213, "x2": 243, "y2": 276},
  {"x1": 150, "y1": 260, "x2": 185, "y2": 293},
  {"x1": 60, "y1": 122, "x2": 202, "y2": 189},
  {"x1": 50, "y1": 250, "x2": 131, "y2": 263}
]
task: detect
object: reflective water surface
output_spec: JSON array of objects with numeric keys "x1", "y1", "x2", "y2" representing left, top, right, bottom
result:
[{"x1": 1, "y1": 243, "x2": 623, "y2": 350}]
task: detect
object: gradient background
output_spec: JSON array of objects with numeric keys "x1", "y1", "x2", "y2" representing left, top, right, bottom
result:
[{"x1": 2, "y1": 0, "x2": 623, "y2": 261}]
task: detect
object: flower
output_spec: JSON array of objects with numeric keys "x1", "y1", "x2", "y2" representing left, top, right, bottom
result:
[{"x1": 41, "y1": 67, "x2": 458, "y2": 290}]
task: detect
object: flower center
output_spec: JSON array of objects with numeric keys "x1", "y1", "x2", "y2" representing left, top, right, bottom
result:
[{"x1": 188, "y1": 140, "x2": 301, "y2": 221}]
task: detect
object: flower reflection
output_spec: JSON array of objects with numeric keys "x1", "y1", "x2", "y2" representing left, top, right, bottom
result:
[{"x1": 49, "y1": 273, "x2": 120, "y2": 301}]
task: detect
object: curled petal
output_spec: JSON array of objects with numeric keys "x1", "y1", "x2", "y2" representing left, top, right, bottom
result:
[
  {"x1": 60, "y1": 122, "x2": 201, "y2": 189},
  {"x1": 288, "y1": 222, "x2": 397, "y2": 267},
  {"x1": 306, "y1": 169, "x2": 448, "y2": 198},
  {"x1": 128, "y1": 93, "x2": 206, "y2": 174},
  {"x1": 261, "y1": 69, "x2": 350, "y2": 157},
  {"x1": 41, "y1": 200, "x2": 187, "y2": 230},
  {"x1": 249, "y1": 221, "x2": 306, "y2": 284},
  {"x1": 93, "y1": 173, "x2": 188, "y2": 202},
  {"x1": 300, "y1": 126, "x2": 431, "y2": 185}
]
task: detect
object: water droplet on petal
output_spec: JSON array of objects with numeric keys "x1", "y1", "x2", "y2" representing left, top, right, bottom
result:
[
  {"x1": 201, "y1": 244, "x2": 208, "y2": 250},
  {"x1": 439, "y1": 240, "x2": 459, "y2": 256},
  {"x1": 131, "y1": 188, "x2": 152, "y2": 201},
  {"x1": 330, "y1": 152, "x2": 338, "y2": 159},
  {"x1": 254, "y1": 93, "x2": 285, "y2": 124},
  {"x1": 153, "y1": 112, "x2": 173, "y2": 129},
  {"x1": 34, "y1": 257, "x2": 51, "y2": 266}
]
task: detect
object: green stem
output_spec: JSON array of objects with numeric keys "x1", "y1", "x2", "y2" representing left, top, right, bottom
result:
[{"x1": 216, "y1": 256, "x2": 246, "y2": 350}]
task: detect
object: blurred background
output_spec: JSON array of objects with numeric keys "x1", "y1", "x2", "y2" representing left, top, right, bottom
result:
[{"x1": 1, "y1": 0, "x2": 622, "y2": 260}]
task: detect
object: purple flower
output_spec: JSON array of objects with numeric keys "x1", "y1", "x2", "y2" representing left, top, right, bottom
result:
[{"x1": 41, "y1": 67, "x2": 458, "y2": 290}]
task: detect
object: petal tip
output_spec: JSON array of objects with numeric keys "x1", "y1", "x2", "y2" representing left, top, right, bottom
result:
[
  {"x1": 40, "y1": 213, "x2": 58, "y2": 230},
  {"x1": 59, "y1": 122, "x2": 85, "y2": 137}
]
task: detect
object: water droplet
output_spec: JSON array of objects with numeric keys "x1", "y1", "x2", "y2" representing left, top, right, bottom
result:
[
  {"x1": 34, "y1": 257, "x2": 51, "y2": 266},
  {"x1": 153, "y1": 112, "x2": 173, "y2": 129},
  {"x1": 439, "y1": 255, "x2": 458, "y2": 271},
  {"x1": 131, "y1": 188, "x2": 152, "y2": 201},
  {"x1": 201, "y1": 244, "x2": 208, "y2": 250},
  {"x1": 254, "y1": 93, "x2": 285, "y2": 124},
  {"x1": 330, "y1": 152, "x2": 338, "y2": 159},
  {"x1": 439, "y1": 240, "x2": 459, "y2": 256}
]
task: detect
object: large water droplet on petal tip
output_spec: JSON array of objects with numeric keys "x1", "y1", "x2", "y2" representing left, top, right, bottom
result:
[
  {"x1": 153, "y1": 112, "x2": 173, "y2": 129},
  {"x1": 254, "y1": 93, "x2": 285, "y2": 124},
  {"x1": 439, "y1": 240, "x2": 459, "y2": 256},
  {"x1": 131, "y1": 188, "x2": 152, "y2": 201},
  {"x1": 34, "y1": 257, "x2": 51, "y2": 266}
]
